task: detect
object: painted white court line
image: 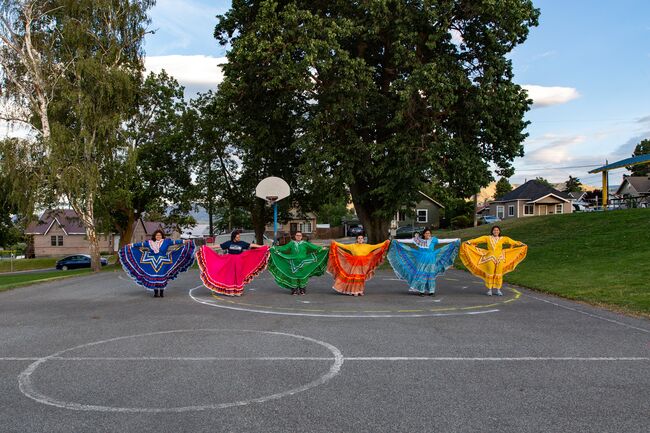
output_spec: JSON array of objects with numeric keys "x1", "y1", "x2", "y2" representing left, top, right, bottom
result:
[
  {"x1": 189, "y1": 286, "x2": 500, "y2": 318},
  {"x1": 4, "y1": 356, "x2": 648, "y2": 362},
  {"x1": 18, "y1": 329, "x2": 344, "y2": 413},
  {"x1": 523, "y1": 293, "x2": 650, "y2": 334}
]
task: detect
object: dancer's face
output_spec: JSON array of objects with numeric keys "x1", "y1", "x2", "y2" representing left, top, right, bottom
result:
[
  {"x1": 422, "y1": 230, "x2": 431, "y2": 240},
  {"x1": 491, "y1": 227, "x2": 501, "y2": 236},
  {"x1": 155, "y1": 232, "x2": 163, "y2": 241},
  {"x1": 294, "y1": 232, "x2": 303, "y2": 241},
  {"x1": 234, "y1": 233, "x2": 241, "y2": 242},
  {"x1": 356, "y1": 235, "x2": 364, "y2": 244}
]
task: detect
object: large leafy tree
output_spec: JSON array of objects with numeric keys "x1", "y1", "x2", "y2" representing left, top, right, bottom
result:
[
  {"x1": 629, "y1": 139, "x2": 650, "y2": 176},
  {"x1": 100, "y1": 71, "x2": 195, "y2": 247},
  {"x1": 0, "y1": 0, "x2": 154, "y2": 270},
  {"x1": 216, "y1": 1, "x2": 539, "y2": 242}
]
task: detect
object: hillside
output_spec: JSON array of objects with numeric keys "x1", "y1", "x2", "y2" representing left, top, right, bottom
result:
[{"x1": 436, "y1": 209, "x2": 650, "y2": 316}]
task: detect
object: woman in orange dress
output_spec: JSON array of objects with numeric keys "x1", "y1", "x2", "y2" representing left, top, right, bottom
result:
[
  {"x1": 459, "y1": 226, "x2": 527, "y2": 296},
  {"x1": 328, "y1": 234, "x2": 390, "y2": 296}
]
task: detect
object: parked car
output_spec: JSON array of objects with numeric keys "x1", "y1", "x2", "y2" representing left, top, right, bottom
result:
[
  {"x1": 347, "y1": 225, "x2": 364, "y2": 236},
  {"x1": 394, "y1": 225, "x2": 419, "y2": 239},
  {"x1": 478, "y1": 215, "x2": 501, "y2": 225},
  {"x1": 55, "y1": 254, "x2": 108, "y2": 270}
]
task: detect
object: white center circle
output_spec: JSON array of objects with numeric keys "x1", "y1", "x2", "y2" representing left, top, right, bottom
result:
[{"x1": 18, "y1": 329, "x2": 344, "y2": 413}]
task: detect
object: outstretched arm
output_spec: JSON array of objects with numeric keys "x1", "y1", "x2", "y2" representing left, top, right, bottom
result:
[
  {"x1": 464, "y1": 235, "x2": 488, "y2": 246},
  {"x1": 437, "y1": 238, "x2": 460, "y2": 244},
  {"x1": 395, "y1": 238, "x2": 416, "y2": 244}
]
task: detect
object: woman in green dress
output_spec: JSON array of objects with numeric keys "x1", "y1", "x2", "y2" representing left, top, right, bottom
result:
[{"x1": 267, "y1": 231, "x2": 329, "y2": 295}]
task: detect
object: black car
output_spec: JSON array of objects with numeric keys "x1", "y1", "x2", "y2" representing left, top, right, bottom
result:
[
  {"x1": 347, "y1": 225, "x2": 364, "y2": 236},
  {"x1": 394, "y1": 225, "x2": 419, "y2": 239},
  {"x1": 56, "y1": 254, "x2": 108, "y2": 270}
]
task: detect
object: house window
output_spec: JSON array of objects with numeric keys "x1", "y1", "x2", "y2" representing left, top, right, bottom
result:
[
  {"x1": 496, "y1": 206, "x2": 505, "y2": 219},
  {"x1": 555, "y1": 204, "x2": 563, "y2": 214},
  {"x1": 508, "y1": 205, "x2": 515, "y2": 217},
  {"x1": 524, "y1": 204, "x2": 534, "y2": 215},
  {"x1": 51, "y1": 236, "x2": 56, "y2": 246},
  {"x1": 416, "y1": 209, "x2": 428, "y2": 223},
  {"x1": 397, "y1": 211, "x2": 406, "y2": 222},
  {"x1": 51, "y1": 235, "x2": 63, "y2": 246},
  {"x1": 300, "y1": 222, "x2": 313, "y2": 233}
]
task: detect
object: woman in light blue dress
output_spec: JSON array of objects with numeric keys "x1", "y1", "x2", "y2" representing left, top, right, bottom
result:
[{"x1": 387, "y1": 228, "x2": 460, "y2": 296}]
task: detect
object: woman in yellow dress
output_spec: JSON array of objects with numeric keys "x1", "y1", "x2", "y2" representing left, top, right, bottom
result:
[
  {"x1": 328, "y1": 234, "x2": 390, "y2": 296},
  {"x1": 459, "y1": 226, "x2": 527, "y2": 296}
]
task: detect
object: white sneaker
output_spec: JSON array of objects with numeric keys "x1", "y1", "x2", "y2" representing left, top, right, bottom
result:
[
  {"x1": 486, "y1": 290, "x2": 492, "y2": 296},
  {"x1": 496, "y1": 290, "x2": 503, "y2": 296}
]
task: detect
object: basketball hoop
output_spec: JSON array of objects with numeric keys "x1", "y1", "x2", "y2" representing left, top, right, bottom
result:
[{"x1": 256, "y1": 177, "x2": 291, "y2": 246}]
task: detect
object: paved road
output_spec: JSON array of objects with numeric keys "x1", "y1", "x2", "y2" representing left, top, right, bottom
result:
[{"x1": 0, "y1": 268, "x2": 648, "y2": 433}]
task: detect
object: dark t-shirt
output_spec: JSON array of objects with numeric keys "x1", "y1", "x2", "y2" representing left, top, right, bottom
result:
[{"x1": 220, "y1": 240, "x2": 251, "y2": 255}]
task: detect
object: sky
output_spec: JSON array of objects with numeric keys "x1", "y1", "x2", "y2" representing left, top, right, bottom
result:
[{"x1": 138, "y1": 0, "x2": 648, "y2": 188}]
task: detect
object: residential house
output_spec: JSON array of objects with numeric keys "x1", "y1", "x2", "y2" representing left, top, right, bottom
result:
[
  {"x1": 394, "y1": 191, "x2": 445, "y2": 229},
  {"x1": 130, "y1": 218, "x2": 181, "y2": 244},
  {"x1": 614, "y1": 176, "x2": 650, "y2": 207},
  {"x1": 264, "y1": 209, "x2": 318, "y2": 239},
  {"x1": 567, "y1": 191, "x2": 591, "y2": 211},
  {"x1": 489, "y1": 180, "x2": 573, "y2": 219},
  {"x1": 25, "y1": 209, "x2": 115, "y2": 257}
]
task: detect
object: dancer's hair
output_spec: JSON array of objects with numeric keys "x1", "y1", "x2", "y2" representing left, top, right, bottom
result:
[
  {"x1": 151, "y1": 229, "x2": 165, "y2": 240},
  {"x1": 230, "y1": 229, "x2": 242, "y2": 242}
]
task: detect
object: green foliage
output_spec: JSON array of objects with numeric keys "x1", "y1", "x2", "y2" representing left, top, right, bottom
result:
[
  {"x1": 494, "y1": 177, "x2": 513, "y2": 199},
  {"x1": 564, "y1": 175, "x2": 582, "y2": 193},
  {"x1": 534, "y1": 177, "x2": 554, "y2": 188},
  {"x1": 215, "y1": 0, "x2": 539, "y2": 242},
  {"x1": 317, "y1": 198, "x2": 354, "y2": 227},
  {"x1": 629, "y1": 139, "x2": 650, "y2": 176},
  {"x1": 450, "y1": 215, "x2": 472, "y2": 229},
  {"x1": 99, "y1": 71, "x2": 195, "y2": 244}
]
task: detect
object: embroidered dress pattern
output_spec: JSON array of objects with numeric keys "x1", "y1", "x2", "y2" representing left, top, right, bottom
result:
[
  {"x1": 267, "y1": 240, "x2": 329, "y2": 290},
  {"x1": 119, "y1": 239, "x2": 195, "y2": 290},
  {"x1": 327, "y1": 240, "x2": 390, "y2": 295},
  {"x1": 387, "y1": 238, "x2": 460, "y2": 294},
  {"x1": 459, "y1": 235, "x2": 527, "y2": 289}
]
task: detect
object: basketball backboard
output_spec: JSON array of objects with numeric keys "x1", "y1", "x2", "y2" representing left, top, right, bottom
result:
[{"x1": 256, "y1": 177, "x2": 290, "y2": 203}]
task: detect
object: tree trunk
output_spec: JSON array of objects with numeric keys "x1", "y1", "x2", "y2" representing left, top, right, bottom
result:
[
  {"x1": 250, "y1": 200, "x2": 267, "y2": 245},
  {"x1": 71, "y1": 198, "x2": 102, "y2": 272},
  {"x1": 349, "y1": 184, "x2": 390, "y2": 244},
  {"x1": 118, "y1": 211, "x2": 136, "y2": 248}
]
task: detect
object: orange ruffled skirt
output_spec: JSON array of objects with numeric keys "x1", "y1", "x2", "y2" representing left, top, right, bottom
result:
[{"x1": 327, "y1": 241, "x2": 390, "y2": 295}]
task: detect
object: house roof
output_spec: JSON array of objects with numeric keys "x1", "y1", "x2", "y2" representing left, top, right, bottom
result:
[
  {"x1": 615, "y1": 176, "x2": 650, "y2": 196},
  {"x1": 567, "y1": 191, "x2": 587, "y2": 200},
  {"x1": 493, "y1": 180, "x2": 572, "y2": 203},
  {"x1": 417, "y1": 191, "x2": 444, "y2": 209},
  {"x1": 25, "y1": 209, "x2": 86, "y2": 235}
]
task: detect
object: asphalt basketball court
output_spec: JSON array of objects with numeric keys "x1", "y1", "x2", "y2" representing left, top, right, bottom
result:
[{"x1": 0, "y1": 268, "x2": 648, "y2": 432}]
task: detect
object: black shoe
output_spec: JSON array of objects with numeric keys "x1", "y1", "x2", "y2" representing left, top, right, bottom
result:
[
  {"x1": 154, "y1": 289, "x2": 159, "y2": 298},
  {"x1": 299, "y1": 288, "x2": 306, "y2": 295},
  {"x1": 159, "y1": 290, "x2": 164, "y2": 298},
  {"x1": 291, "y1": 288, "x2": 298, "y2": 295}
]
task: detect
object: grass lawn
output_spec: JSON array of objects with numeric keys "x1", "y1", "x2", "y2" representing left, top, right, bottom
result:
[
  {"x1": 435, "y1": 208, "x2": 650, "y2": 317},
  {"x1": 0, "y1": 255, "x2": 117, "y2": 273},
  {"x1": 0, "y1": 264, "x2": 120, "y2": 292},
  {"x1": 0, "y1": 257, "x2": 59, "y2": 273}
]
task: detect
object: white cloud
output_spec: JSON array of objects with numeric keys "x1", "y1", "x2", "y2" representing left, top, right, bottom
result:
[
  {"x1": 522, "y1": 84, "x2": 580, "y2": 107},
  {"x1": 144, "y1": 55, "x2": 227, "y2": 96},
  {"x1": 525, "y1": 135, "x2": 586, "y2": 164}
]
